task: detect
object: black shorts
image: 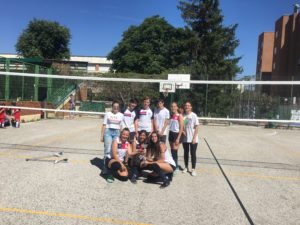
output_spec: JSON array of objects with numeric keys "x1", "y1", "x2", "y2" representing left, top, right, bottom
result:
[
  {"x1": 105, "y1": 157, "x2": 112, "y2": 168},
  {"x1": 159, "y1": 135, "x2": 167, "y2": 143},
  {"x1": 170, "y1": 164, "x2": 176, "y2": 171},
  {"x1": 168, "y1": 131, "x2": 182, "y2": 143}
]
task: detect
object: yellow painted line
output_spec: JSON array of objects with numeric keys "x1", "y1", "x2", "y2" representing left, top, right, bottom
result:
[
  {"x1": 0, "y1": 207, "x2": 151, "y2": 225},
  {"x1": 1, "y1": 153, "x2": 299, "y2": 182},
  {"x1": 0, "y1": 149, "x2": 21, "y2": 155}
]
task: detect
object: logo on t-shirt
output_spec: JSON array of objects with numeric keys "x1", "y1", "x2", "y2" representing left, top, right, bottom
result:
[
  {"x1": 118, "y1": 143, "x2": 129, "y2": 149},
  {"x1": 139, "y1": 111, "x2": 147, "y2": 116},
  {"x1": 172, "y1": 115, "x2": 179, "y2": 120}
]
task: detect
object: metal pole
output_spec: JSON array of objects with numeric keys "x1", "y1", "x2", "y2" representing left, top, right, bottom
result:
[
  {"x1": 204, "y1": 65, "x2": 208, "y2": 116},
  {"x1": 34, "y1": 65, "x2": 39, "y2": 101},
  {"x1": 291, "y1": 76, "x2": 294, "y2": 104},
  {"x1": 5, "y1": 59, "x2": 10, "y2": 100}
]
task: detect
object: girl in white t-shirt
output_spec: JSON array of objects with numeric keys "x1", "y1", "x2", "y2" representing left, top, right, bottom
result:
[
  {"x1": 141, "y1": 131, "x2": 176, "y2": 188},
  {"x1": 105, "y1": 128, "x2": 134, "y2": 183},
  {"x1": 182, "y1": 101, "x2": 199, "y2": 176},
  {"x1": 168, "y1": 102, "x2": 184, "y2": 172},
  {"x1": 100, "y1": 101, "x2": 124, "y2": 174}
]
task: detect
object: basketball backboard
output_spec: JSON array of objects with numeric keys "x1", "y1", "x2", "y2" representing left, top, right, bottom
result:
[{"x1": 168, "y1": 74, "x2": 190, "y2": 89}]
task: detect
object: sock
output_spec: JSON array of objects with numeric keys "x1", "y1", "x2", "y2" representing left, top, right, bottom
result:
[
  {"x1": 151, "y1": 163, "x2": 167, "y2": 182},
  {"x1": 171, "y1": 149, "x2": 178, "y2": 168}
]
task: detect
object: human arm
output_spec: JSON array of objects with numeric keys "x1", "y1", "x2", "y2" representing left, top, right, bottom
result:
[
  {"x1": 160, "y1": 118, "x2": 169, "y2": 136},
  {"x1": 129, "y1": 141, "x2": 138, "y2": 156},
  {"x1": 176, "y1": 115, "x2": 184, "y2": 144},
  {"x1": 156, "y1": 143, "x2": 166, "y2": 163},
  {"x1": 100, "y1": 113, "x2": 108, "y2": 142},
  {"x1": 192, "y1": 115, "x2": 199, "y2": 144}
]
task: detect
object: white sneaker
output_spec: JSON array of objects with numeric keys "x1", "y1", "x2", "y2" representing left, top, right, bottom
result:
[
  {"x1": 191, "y1": 169, "x2": 197, "y2": 176},
  {"x1": 182, "y1": 168, "x2": 188, "y2": 173},
  {"x1": 173, "y1": 168, "x2": 179, "y2": 176}
]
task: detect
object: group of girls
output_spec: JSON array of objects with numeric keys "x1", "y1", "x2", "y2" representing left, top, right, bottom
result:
[
  {"x1": 100, "y1": 97, "x2": 199, "y2": 188},
  {"x1": 0, "y1": 102, "x2": 21, "y2": 128}
]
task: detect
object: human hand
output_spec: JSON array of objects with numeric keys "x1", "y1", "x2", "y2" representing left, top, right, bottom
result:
[{"x1": 192, "y1": 138, "x2": 197, "y2": 144}]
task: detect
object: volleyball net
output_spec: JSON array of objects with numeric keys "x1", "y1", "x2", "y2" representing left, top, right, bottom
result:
[{"x1": 1, "y1": 71, "x2": 300, "y2": 126}]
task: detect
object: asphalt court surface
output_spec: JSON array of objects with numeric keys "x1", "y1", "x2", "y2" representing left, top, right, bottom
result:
[{"x1": 0, "y1": 118, "x2": 299, "y2": 225}]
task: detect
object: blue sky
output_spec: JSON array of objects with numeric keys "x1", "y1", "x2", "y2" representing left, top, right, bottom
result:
[{"x1": 0, "y1": 0, "x2": 298, "y2": 76}]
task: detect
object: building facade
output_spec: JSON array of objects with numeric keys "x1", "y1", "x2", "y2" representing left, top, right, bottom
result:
[
  {"x1": 0, "y1": 53, "x2": 113, "y2": 74},
  {"x1": 256, "y1": 6, "x2": 300, "y2": 97}
]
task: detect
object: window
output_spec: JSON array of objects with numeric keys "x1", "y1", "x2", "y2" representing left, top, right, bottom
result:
[
  {"x1": 275, "y1": 31, "x2": 278, "y2": 39},
  {"x1": 273, "y1": 62, "x2": 276, "y2": 70},
  {"x1": 274, "y1": 47, "x2": 277, "y2": 55}
]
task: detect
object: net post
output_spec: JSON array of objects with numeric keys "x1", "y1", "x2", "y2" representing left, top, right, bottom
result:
[
  {"x1": 34, "y1": 65, "x2": 39, "y2": 101},
  {"x1": 5, "y1": 58, "x2": 10, "y2": 100}
]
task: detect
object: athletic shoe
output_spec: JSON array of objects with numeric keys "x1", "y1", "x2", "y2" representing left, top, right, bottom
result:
[
  {"x1": 160, "y1": 180, "x2": 170, "y2": 189},
  {"x1": 173, "y1": 169, "x2": 179, "y2": 176},
  {"x1": 106, "y1": 175, "x2": 114, "y2": 183},
  {"x1": 191, "y1": 169, "x2": 197, "y2": 176},
  {"x1": 182, "y1": 167, "x2": 188, "y2": 173},
  {"x1": 130, "y1": 174, "x2": 137, "y2": 184},
  {"x1": 144, "y1": 175, "x2": 160, "y2": 183}
]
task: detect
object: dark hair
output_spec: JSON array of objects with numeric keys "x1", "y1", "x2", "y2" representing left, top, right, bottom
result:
[
  {"x1": 147, "y1": 131, "x2": 161, "y2": 160},
  {"x1": 121, "y1": 128, "x2": 130, "y2": 134},
  {"x1": 143, "y1": 96, "x2": 151, "y2": 101},
  {"x1": 157, "y1": 99, "x2": 164, "y2": 103},
  {"x1": 138, "y1": 130, "x2": 147, "y2": 143},
  {"x1": 139, "y1": 130, "x2": 147, "y2": 136},
  {"x1": 129, "y1": 98, "x2": 138, "y2": 105},
  {"x1": 184, "y1": 101, "x2": 192, "y2": 106},
  {"x1": 171, "y1": 102, "x2": 180, "y2": 113},
  {"x1": 112, "y1": 101, "x2": 119, "y2": 107}
]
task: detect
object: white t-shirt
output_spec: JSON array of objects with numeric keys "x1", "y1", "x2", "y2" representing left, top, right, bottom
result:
[
  {"x1": 154, "y1": 107, "x2": 170, "y2": 135},
  {"x1": 103, "y1": 112, "x2": 124, "y2": 130},
  {"x1": 169, "y1": 113, "x2": 180, "y2": 133},
  {"x1": 164, "y1": 148, "x2": 176, "y2": 167},
  {"x1": 183, "y1": 112, "x2": 199, "y2": 143},
  {"x1": 137, "y1": 108, "x2": 154, "y2": 132},
  {"x1": 122, "y1": 108, "x2": 137, "y2": 132},
  {"x1": 106, "y1": 137, "x2": 129, "y2": 162}
]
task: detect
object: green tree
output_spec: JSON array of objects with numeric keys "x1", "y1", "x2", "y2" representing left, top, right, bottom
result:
[
  {"x1": 16, "y1": 19, "x2": 71, "y2": 59},
  {"x1": 178, "y1": 0, "x2": 242, "y2": 116},
  {"x1": 108, "y1": 16, "x2": 195, "y2": 74}
]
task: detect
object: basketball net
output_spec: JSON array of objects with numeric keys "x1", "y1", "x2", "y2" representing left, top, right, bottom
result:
[{"x1": 163, "y1": 88, "x2": 170, "y2": 97}]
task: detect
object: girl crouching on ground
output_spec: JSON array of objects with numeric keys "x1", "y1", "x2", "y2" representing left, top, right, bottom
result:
[
  {"x1": 141, "y1": 131, "x2": 176, "y2": 188},
  {"x1": 105, "y1": 128, "x2": 133, "y2": 183}
]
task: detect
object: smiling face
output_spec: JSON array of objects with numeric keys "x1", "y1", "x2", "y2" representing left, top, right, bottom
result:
[
  {"x1": 184, "y1": 102, "x2": 192, "y2": 114},
  {"x1": 128, "y1": 102, "x2": 137, "y2": 111},
  {"x1": 150, "y1": 132, "x2": 159, "y2": 144},
  {"x1": 139, "y1": 132, "x2": 147, "y2": 143},
  {"x1": 171, "y1": 102, "x2": 178, "y2": 114},
  {"x1": 120, "y1": 130, "x2": 130, "y2": 142},
  {"x1": 112, "y1": 102, "x2": 120, "y2": 114},
  {"x1": 143, "y1": 99, "x2": 150, "y2": 109},
  {"x1": 157, "y1": 101, "x2": 164, "y2": 110}
]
